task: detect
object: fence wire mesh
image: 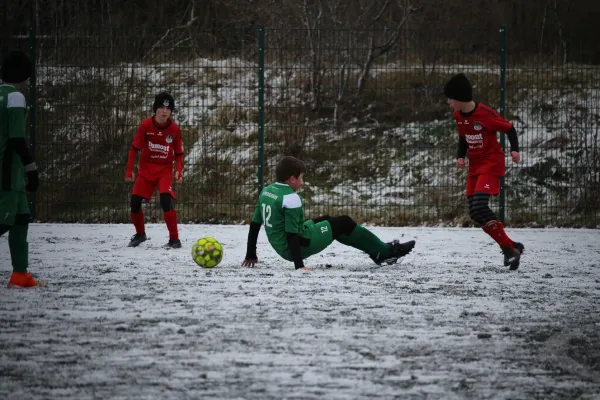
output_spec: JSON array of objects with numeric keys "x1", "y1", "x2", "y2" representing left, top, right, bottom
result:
[{"x1": 1, "y1": 26, "x2": 598, "y2": 227}]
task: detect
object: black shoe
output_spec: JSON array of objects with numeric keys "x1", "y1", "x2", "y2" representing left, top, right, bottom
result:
[
  {"x1": 370, "y1": 240, "x2": 416, "y2": 266},
  {"x1": 393, "y1": 240, "x2": 416, "y2": 258},
  {"x1": 166, "y1": 239, "x2": 182, "y2": 249},
  {"x1": 128, "y1": 233, "x2": 147, "y2": 247},
  {"x1": 502, "y1": 247, "x2": 521, "y2": 270}
]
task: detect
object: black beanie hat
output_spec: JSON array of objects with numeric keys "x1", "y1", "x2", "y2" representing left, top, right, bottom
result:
[
  {"x1": 443, "y1": 73, "x2": 472, "y2": 102},
  {"x1": 153, "y1": 91, "x2": 175, "y2": 113},
  {"x1": 1, "y1": 50, "x2": 32, "y2": 84}
]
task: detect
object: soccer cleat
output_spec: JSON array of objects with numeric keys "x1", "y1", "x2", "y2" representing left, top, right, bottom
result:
[
  {"x1": 502, "y1": 246, "x2": 521, "y2": 270},
  {"x1": 392, "y1": 240, "x2": 416, "y2": 258},
  {"x1": 128, "y1": 233, "x2": 147, "y2": 247},
  {"x1": 370, "y1": 240, "x2": 416, "y2": 266},
  {"x1": 166, "y1": 239, "x2": 182, "y2": 249},
  {"x1": 7, "y1": 271, "x2": 47, "y2": 288}
]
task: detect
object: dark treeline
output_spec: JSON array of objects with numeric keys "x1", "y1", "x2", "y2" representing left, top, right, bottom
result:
[{"x1": 1, "y1": 0, "x2": 598, "y2": 64}]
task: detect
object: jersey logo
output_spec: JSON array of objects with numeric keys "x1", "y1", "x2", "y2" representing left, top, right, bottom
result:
[
  {"x1": 166, "y1": 135, "x2": 173, "y2": 143},
  {"x1": 473, "y1": 122, "x2": 482, "y2": 131}
]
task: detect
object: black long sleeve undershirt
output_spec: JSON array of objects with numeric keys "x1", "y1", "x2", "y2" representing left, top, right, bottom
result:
[
  {"x1": 505, "y1": 126, "x2": 520, "y2": 152},
  {"x1": 457, "y1": 136, "x2": 467, "y2": 159},
  {"x1": 8, "y1": 138, "x2": 34, "y2": 167},
  {"x1": 245, "y1": 221, "x2": 262, "y2": 259},
  {"x1": 286, "y1": 233, "x2": 304, "y2": 270}
]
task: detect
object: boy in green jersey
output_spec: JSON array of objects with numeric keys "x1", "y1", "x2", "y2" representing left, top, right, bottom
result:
[
  {"x1": 242, "y1": 156, "x2": 415, "y2": 270},
  {"x1": 0, "y1": 50, "x2": 44, "y2": 287}
]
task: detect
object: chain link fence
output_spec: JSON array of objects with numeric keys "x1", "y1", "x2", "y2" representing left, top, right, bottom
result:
[{"x1": 2, "y1": 26, "x2": 598, "y2": 227}]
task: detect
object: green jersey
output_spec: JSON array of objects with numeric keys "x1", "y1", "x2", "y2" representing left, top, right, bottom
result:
[
  {"x1": 0, "y1": 85, "x2": 27, "y2": 192},
  {"x1": 251, "y1": 182, "x2": 307, "y2": 256}
]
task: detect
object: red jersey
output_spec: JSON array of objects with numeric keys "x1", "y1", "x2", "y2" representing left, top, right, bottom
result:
[
  {"x1": 132, "y1": 117, "x2": 183, "y2": 172},
  {"x1": 454, "y1": 103, "x2": 513, "y2": 176}
]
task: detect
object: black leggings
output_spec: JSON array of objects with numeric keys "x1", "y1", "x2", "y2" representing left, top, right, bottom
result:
[
  {"x1": 467, "y1": 192, "x2": 497, "y2": 225},
  {"x1": 310, "y1": 215, "x2": 357, "y2": 239},
  {"x1": 130, "y1": 193, "x2": 173, "y2": 213}
]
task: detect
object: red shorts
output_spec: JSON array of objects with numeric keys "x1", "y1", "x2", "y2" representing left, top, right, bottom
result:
[
  {"x1": 133, "y1": 166, "x2": 175, "y2": 200},
  {"x1": 466, "y1": 174, "x2": 500, "y2": 197}
]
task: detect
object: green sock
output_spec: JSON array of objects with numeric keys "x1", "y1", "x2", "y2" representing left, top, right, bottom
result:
[
  {"x1": 336, "y1": 224, "x2": 390, "y2": 257},
  {"x1": 9, "y1": 223, "x2": 29, "y2": 273}
]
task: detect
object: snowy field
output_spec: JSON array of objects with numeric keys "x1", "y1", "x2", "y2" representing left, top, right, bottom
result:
[{"x1": 1, "y1": 224, "x2": 600, "y2": 400}]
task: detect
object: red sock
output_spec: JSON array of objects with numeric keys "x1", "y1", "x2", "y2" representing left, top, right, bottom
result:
[
  {"x1": 482, "y1": 220, "x2": 514, "y2": 248},
  {"x1": 131, "y1": 211, "x2": 145, "y2": 235},
  {"x1": 164, "y1": 209, "x2": 179, "y2": 240}
]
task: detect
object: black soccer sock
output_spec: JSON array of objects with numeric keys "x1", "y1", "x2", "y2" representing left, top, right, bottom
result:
[{"x1": 468, "y1": 193, "x2": 497, "y2": 225}]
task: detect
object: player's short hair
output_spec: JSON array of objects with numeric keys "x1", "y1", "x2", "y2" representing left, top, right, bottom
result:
[{"x1": 275, "y1": 156, "x2": 306, "y2": 183}]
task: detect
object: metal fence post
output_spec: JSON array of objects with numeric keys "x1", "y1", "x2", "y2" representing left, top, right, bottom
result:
[
  {"x1": 257, "y1": 26, "x2": 265, "y2": 194},
  {"x1": 28, "y1": 13, "x2": 37, "y2": 222},
  {"x1": 498, "y1": 25, "x2": 507, "y2": 223}
]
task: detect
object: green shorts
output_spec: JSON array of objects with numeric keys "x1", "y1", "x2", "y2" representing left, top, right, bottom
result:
[
  {"x1": 0, "y1": 191, "x2": 30, "y2": 226},
  {"x1": 281, "y1": 220, "x2": 334, "y2": 261}
]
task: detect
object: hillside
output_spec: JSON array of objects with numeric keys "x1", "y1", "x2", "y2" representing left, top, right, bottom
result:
[{"x1": 34, "y1": 59, "x2": 600, "y2": 227}]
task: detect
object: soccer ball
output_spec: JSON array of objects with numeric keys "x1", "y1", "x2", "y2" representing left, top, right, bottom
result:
[{"x1": 191, "y1": 237, "x2": 223, "y2": 268}]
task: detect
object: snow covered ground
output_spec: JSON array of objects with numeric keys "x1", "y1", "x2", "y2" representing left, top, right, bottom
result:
[{"x1": 1, "y1": 224, "x2": 599, "y2": 400}]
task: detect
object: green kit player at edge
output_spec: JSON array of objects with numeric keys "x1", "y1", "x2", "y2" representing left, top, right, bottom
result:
[
  {"x1": 0, "y1": 50, "x2": 44, "y2": 288},
  {"x1": 241, "y1": 156, "x2": 416, "y2": 270}
]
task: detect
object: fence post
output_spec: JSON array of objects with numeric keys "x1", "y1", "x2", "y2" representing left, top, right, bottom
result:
[
  {"x1": 498, "y1": 24, "x2": 507, "y2": 223},
  {"x1": 257, "y1": 26, "x2": 265, "y2": 193},
  {"x1": 28, "y1": 13, "x2": 37, "y2": 222}
]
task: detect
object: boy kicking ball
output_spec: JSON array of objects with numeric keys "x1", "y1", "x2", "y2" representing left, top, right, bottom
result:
[{"x1": 241, "y1": 156, "x2": 415, "y2": 270}]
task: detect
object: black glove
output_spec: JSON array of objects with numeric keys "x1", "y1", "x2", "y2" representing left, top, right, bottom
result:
[{"x1": 26, "y1": 170, "x2": 39, "y2": 192}]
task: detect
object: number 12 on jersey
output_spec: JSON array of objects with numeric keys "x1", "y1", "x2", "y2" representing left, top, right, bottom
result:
[{"x1": 261, "y1": 203, "x2": 273, "y2": 227}]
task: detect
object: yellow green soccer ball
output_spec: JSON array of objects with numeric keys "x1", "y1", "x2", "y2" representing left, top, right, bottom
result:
[{"x1": 191, "y1": 237, "x2": 223, "y2": 268}]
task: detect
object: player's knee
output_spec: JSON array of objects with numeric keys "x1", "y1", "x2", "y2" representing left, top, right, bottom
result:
[
  {"x1": 130, "y1": 195, "x2": 144, "y2": 213},
  {"x1": 159, "y1": 193, "x2": 173, "y2": 212},
  {"x1": 470, "y1": 193, "x2": 496, "y2": 224},
  {"x1": 330, "y1": 215, "x2": 357, "y2": 237}
]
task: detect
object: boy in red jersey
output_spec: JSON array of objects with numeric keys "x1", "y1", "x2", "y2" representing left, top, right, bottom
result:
[
  {"x1": 444, "y1": 73, "x2": 524, "y2": 270},
  {"x1": 125, "y1": 92, "x2": 184, "y2": 248}
]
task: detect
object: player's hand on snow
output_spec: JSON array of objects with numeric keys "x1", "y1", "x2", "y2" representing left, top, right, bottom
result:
[
  {"x1": 298, "y1": 267, "x2": 312, "y2": 271},
  {"x1": 457, "y1": 158, "x2": 466, "y2": 169},
  {"x1": 241, "y1": 257, "x2": 258, "y2": 267},
  {"x1": 125, "y1": 171, "x2": 135, "y2": 182},
  {"x1": 511, "y1": 151, "x2": 520, "y2": 163},
  {"x1": 176, "y1": 171, "x2": 183, "y2": 183}
]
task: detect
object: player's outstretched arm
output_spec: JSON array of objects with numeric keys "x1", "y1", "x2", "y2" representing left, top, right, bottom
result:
[{"x1": 242, "y1": 221, "x2": 262, "y2": 267}]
